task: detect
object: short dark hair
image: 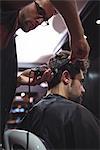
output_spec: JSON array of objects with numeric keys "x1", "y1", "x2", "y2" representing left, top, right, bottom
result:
[{"x1": 47, "y1": 51, "x2": 89, "y2": 89}]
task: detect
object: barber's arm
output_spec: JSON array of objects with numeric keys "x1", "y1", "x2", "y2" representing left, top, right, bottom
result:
[{"x1": 51, "y1": 0, "x2": 90, "y2": 62}]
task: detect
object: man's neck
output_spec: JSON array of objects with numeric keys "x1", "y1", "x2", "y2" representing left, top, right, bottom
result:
[{"x1": 47, "y1": 83, "x2": 69, "y2": 99}]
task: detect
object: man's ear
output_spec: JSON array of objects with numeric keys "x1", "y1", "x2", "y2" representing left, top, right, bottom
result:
[{"x1": 61, "y1": 70, "x2": 70, "y2": 85}]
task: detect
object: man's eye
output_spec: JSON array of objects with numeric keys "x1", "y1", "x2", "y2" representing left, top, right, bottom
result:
[{"x1": 80, "y1": 79, "x2": 84, "y2": 84}]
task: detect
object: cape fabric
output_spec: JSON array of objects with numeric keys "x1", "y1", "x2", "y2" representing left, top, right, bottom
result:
[{"x1": 19, "y1": 94, "x2": 100, "y2": 150}]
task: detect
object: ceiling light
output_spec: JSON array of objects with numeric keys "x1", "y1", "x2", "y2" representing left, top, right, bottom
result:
[
  {"x1": 96, "y1": 19, "x2": 100, "y2": 25},
  {"x1": 40, "y1": 82, "x2": 48, "y2": 88},
  {"x1": 21, "y1": 92, "x2": 25, "y2": 97}
]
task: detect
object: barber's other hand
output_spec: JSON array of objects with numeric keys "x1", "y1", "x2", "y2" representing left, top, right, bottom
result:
[
  {"x1": 71, "y1": 36, "x2": 90, "y2": 63},
  {"x1": 29, "y1": 68, "x2": 53, "y2": 86},
  {"x1": 17, "y1": 68, "x2": 53, "y2": 87}
]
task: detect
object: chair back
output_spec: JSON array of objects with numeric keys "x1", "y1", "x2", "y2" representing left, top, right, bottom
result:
[{"x1": 4, "y1": 129, "x2": 47, "y2": 150}]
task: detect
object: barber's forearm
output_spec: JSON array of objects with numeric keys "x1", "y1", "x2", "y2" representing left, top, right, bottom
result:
[{"x1": 51, "y1": 0, "x2": 84, "y2": 39}]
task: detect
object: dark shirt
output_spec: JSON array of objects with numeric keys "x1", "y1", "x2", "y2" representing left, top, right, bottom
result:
[
  {"x1": 19, "y1": 94, "x2": 100, "y2": 150},
  {"x1": 0, "y1": 1, "x2": 32, "y2": 145},
  {"x1": 0, "y1": 5, "x2": 18, "y2": 144}
]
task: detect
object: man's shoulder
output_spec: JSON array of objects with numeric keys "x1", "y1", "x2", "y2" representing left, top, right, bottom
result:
[
  {"x1": 32, "y1": 94, "x2": 99, "y2": 128},
  {"x1": 35, "y1": 94, "x2": 83, "y2": 114}
]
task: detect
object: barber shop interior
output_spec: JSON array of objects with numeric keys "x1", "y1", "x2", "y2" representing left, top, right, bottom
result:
[{"x1": 1, "y1": 0, "x2": 100, "y2": 150}]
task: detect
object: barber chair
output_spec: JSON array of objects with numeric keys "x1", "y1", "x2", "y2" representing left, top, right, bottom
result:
[{"x1": 4, "y1": 129, "x2": 47, "y2": 150}]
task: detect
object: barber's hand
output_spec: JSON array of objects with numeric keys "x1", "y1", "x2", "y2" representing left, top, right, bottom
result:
[
  {"x1": 17, "y1": 69, "x2": 34, "y2": 87},
  {"x1": 33, "y1": 68, "x2": 53, "y2": 85},
  {"x1": 70, "y1": 36, "x2": 90, "y2": 63},
  {"x1": 17, "y1": 68, "x2": 53, "y2": 87}
]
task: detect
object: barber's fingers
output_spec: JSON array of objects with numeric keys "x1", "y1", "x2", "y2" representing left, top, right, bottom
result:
[
  {"x1": 41, "y1": 68, "x2": 53, "y2": 81},
  {"x1": 71, "y1": 49, "x2": 87, "y2": 63},
  {"x1": 71, "y1": 38, "x2": 90, "y2": 63},
  {"x1": 35, "y1": 68, "x2": 53, "y2": 85},
  {"x1": 20, "y1": 68, "x2": 53, "y2": 86},
  {"x1": 21, "y1": 69, "x2": 35, "y2": 77},
  {"x1": 28, "y1": 68, "x2": 53, "y2": 86},
  {"x1": 19, "y1": 75, "x2": 34, "y2": 85}
]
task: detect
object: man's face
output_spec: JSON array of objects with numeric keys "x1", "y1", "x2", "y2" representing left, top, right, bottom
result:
[
  {"x1": 19, "y1": 12, "x2": 45, "y2": 32},
  {"x1": 18, "y1": 1, "x2": 54, "y2": 32},
  {"x1": 68, "y1": 70, "x2": 85, "y2": 103}
]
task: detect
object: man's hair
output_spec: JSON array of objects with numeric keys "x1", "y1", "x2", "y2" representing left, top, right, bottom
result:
[{"x1": 47, "y1": 51, "x2": 89, "y2": 90}]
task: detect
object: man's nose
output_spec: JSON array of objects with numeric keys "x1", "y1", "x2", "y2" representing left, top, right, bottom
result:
[{"x1": 81, "y1": 85, "x2": 85, "y2": 94}]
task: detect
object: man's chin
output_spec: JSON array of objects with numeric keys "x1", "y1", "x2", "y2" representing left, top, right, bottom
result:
[
  {"x1": 21, "y1": 27, "x2": 31, "y2": 32},
  {"x1": 22, "y1": 28, "x2": 30, "y2": 32},
  {"x1": 22, "y1": 27, "x2": 36, "y2": 32}
]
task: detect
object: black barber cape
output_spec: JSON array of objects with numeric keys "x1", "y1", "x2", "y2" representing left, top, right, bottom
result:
[{"x1": 19, "y1": 94, "x2": 100, "y2": 150}]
